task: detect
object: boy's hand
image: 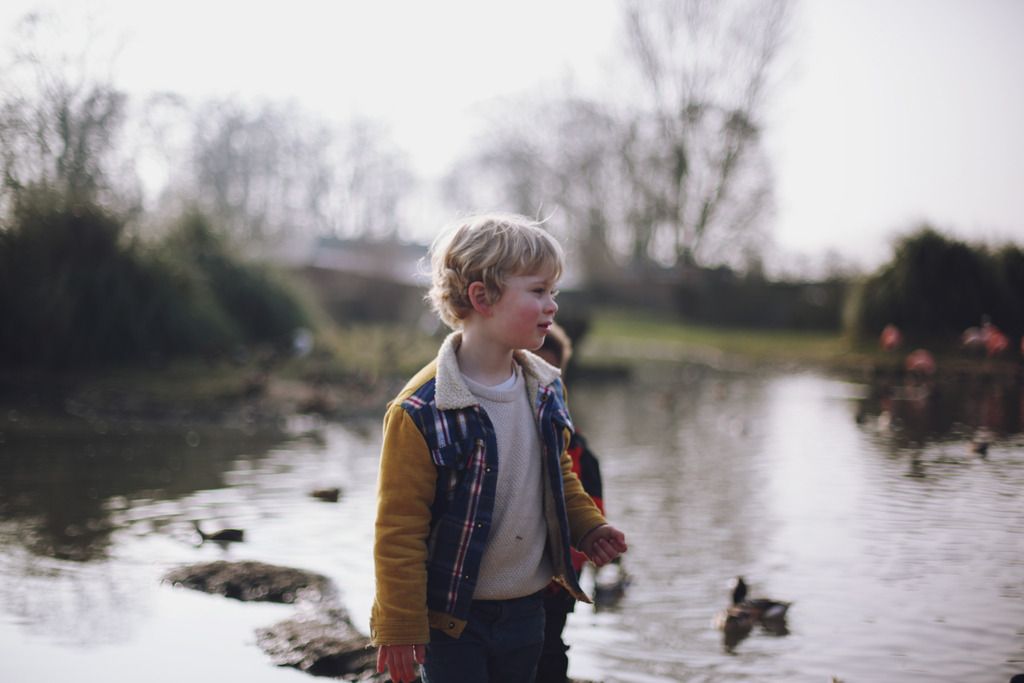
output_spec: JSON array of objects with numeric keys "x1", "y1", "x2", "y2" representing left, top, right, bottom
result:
[
  {"x1": 579, "y1": 524, "x2": 628, "y2": 567},
  {"x1": 376, "y1": 643, "x2": 426, "y2": 683}
]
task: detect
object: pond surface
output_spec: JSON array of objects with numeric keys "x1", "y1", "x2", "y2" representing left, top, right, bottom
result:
[{"x1": 1, "y1": 365, "x2": 1022, "y2": 682}]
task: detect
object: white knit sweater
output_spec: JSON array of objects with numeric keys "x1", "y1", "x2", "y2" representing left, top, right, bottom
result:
[{"x1": 462, "y1": 366, "x2": 552, "y2": 599}]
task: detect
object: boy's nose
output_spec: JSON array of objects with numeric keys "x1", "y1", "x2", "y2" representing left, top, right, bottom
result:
[{"x1": 546, "y1": 296, "x2": 559, "y2": 314}]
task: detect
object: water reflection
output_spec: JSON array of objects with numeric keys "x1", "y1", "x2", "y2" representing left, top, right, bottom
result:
[
  {"x1": 0, "y1": 429, "x2": 283, "y2": 561},
  {"x1": 0, "y1": 368, "x2": 1021, "y2": 682},
  {"x1": 0, "y1": 418, "x2": 376, "y2": 682},
  {"x1": 851, "y1": 372, "x2": 1024, "y2": 489},
  {"x1": 856, "y1": 372, "x2": 1023, "y2": 449},
  {"x1": 564, "y1": 365, "x2": 1024, "y2": 682}
]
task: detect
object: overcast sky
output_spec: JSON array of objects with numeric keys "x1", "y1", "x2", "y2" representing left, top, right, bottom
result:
[{"x1": 2, "y1": 0, "x2": 1022, "y2": 272}]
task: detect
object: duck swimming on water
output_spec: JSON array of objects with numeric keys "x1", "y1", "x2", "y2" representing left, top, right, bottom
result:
[
  {"x1": 310, "y1": 487, "x2": 341, "y2": 502},
  {"x1": 593, "y1": 558, "x2": 631, "y2": 609},
  {"x1": 193, "y1": 521, "x2": 244, "y2": 543},
  {"x1": 731, "y1": 576, "x2": 791, "y2": 624},
  {"x1": 713, "y1": 602, "x2": 755, "y2": 651},
  {"x1": 714, "y1": 576, "x2": 792, "y2": 651}
]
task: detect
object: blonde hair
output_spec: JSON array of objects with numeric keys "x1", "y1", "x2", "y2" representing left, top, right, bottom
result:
[{"x1": 427, "y1": 213, "x2": 564, "y2": 330}]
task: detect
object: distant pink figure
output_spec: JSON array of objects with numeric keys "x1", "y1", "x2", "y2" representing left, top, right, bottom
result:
[
  {"x1": 961, "y1": 326, "x2": 986, "y2": 354},
  {"x1": 982, "y1": 323, "x2": 1009, "y2": 357},
  {"x1": 880, "y1": 324, "x2": 903, "y2": 351},
  {"x1": 905, "y1": 349, "x2": 936, "y2": 376}
]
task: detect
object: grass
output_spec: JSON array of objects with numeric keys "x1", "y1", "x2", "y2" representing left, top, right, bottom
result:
[
  {"x1": 5, "y1": 310, "x2": 1016, "y2": 430},
  {"x1": 579, "y1": 309, "x2": 1023, "y2": 379},
  {"x1": 580, "y1": 309, "x2": 867, "y2": 370},
  {"x1": 310, "y1": 323, "x2": 442, "y2": 381},
  {"x1": 0, "y1": 323, "x2": 445, "y2": 430}
]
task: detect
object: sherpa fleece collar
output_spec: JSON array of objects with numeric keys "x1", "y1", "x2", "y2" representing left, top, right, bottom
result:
[{"x1": 435, "y1": 331, "x2": 561, "y2": 411}]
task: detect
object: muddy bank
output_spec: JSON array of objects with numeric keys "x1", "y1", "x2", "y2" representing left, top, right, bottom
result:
[
  {"x1": 162, "y1": 560, "x2": 603, "y2": 682},
  {"x1": 0, "y1": 364, "x2": 403, "y2": 443},
  {"x1": 164, "y1": 560, "x2": 382, "y2": 680},
  {"x1": 256, "y1": 607, "x2": 377, "y2": 679},
  {"x1": 163, "y1": 560, "x2": 336, "y2": 604}
]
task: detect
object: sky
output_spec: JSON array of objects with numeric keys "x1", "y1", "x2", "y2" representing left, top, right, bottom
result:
[
  {"x1": 1, "y1": 0, "x2": 1022, "y2": 273},
  {"x1": 770, "y1": 0, "x2": 1024, "y2": 271}
]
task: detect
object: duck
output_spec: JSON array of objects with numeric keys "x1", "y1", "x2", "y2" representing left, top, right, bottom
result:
[
  {"x1": 593, "y1": 558, "x2": 631, "y2": 609},
  {"x1": 193, "y1": 521, "x2": 244, "y2": 543},
  {"x1": 310, "y1": 487, "x2": 341, "y2": 502},
  {"x1": 970, "y1": 428, "x2": 992, "y2": 457},
  {"x1": 713, "y1": 603, "x2": 755, "y2": 651},
  {"x1": 730, "y1": 576, "x2": 791, "y2": 624}
]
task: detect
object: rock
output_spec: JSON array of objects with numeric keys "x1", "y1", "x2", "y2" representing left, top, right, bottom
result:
[
  {"x1": 255, "y1": 606, "x2": 379, "y2": 679},
  {"x1": 163, "y1": 561, "x2": 392, "y2": 679},
  {"x1": 163, "y1": 560, "x2": 335, "y2": 604}
]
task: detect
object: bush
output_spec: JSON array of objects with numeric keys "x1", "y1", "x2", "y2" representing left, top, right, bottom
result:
[
  {"x1": 159, "y1": 211, "x2": 309, "y2": 350},
  {"x1": 674, "y1": 267, "x2": 846, "y2": 331},
  {"x1": 991, "y1": 245, "x2": 1024, "y2": 335},
  {"x1": 0, "y1": 193, "x2": 310, "y2": 369},
  {"x1": 847, "y1": 226, "x2": 1022, "y2": 346},
  {"x1": 0, "y1": 188, "x2": 152, "y2": 366}
]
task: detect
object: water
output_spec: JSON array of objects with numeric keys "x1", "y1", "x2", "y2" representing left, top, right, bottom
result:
[{"x1": 1, "y1": 366, "x2": 1022, "y2": 682}]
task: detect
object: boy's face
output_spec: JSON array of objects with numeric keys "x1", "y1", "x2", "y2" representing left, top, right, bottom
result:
[{"x1": 480, "y1": 269, "x2": 559, "y2": 352}]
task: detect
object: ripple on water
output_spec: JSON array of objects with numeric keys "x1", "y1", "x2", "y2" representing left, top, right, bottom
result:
[{"x1": 1, "y1": 371, "x2": 1022, "y2": 682}]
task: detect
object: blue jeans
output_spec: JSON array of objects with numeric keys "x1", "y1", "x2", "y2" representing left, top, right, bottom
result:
[
  {"x1": 422, "y1": 591, "x2": 546, "y2": 683},
  {"x1": 537, "y1": 589, "x2": 574, "y2": 683}
]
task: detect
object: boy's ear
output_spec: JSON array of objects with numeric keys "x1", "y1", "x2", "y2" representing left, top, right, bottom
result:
[{"x1": 467, "y1": 281, "x2": 492, "y2": 316}]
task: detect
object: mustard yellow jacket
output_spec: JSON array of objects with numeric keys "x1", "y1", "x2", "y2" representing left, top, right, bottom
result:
[{"x1": 370, "y1": 333, "x2": 607, "y2": 645}]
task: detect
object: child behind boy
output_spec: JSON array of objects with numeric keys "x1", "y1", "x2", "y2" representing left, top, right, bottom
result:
[
  {"x1": 371, "y1": 214, "x2": 628, "y2": 683},
  {"x1": 533, "y1": 323, "x2": 606, "y2": 683}
]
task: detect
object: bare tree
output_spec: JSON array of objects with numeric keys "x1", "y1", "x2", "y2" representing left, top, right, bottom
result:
[
  {"x1": 442, "y1": 123, "x2": 546, "y2": 216},
  {"x1": 542, "y1": 99, "x2": 631, "y2": 281},
  {"x1": 0, "y1": 11, "x2": 135, "y2": 214},
  {"x1": 175, "y1": 102, "x2": 417, "y2": 251},
  {"x1": 442, "y1": 97, "x2": 627, "y2": 284},
  {"x1": 443, "y1": 0, "x2": 790, "y2": 279},
  {"x1": 328, "y1": 117, "x2": 415, "y2": 240},
  {"x1": 177, "y1": 99, "x2": 336, "y2": 250},
  {"x1": 621, "y1": 0, "x2": 790, "y2": 268}
]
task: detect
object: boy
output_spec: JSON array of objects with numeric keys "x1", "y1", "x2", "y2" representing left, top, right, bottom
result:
[{"x1": 371, "y1": 214, "x2": 628, "y2": 683}]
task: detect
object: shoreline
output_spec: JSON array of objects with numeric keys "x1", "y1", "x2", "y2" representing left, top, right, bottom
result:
[{"x1": 2, "y1": 315, "x2": 1021, "y2": 438}]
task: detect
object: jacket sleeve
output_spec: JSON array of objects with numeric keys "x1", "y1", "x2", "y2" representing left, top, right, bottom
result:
[
  {"x1": 554, "y1": 381, "x2": 607, "y2": 546},
  {"x1": 560, "y1": 436, "x2": 608, "y2": 547},
  {"x1": 369, "y1": 402, "x2": 437, "y2": 646}
]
